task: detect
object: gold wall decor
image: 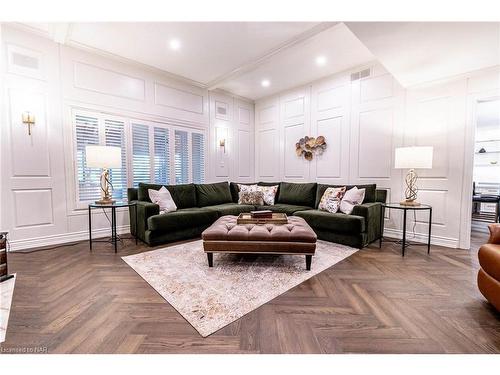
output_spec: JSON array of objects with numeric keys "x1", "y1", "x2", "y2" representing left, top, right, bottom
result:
[{"x1": 295, "y1": 136, "x2": 327, "y2": 161}]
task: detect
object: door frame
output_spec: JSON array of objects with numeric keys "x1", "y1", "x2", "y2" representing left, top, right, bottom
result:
[{"x1": 459, "y1": 90, "x2": 500, "y2": 249}]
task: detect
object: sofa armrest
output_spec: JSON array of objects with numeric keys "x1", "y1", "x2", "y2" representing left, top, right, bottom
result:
[
  {"x1": 488, "y1": 224, "x2": 500, "y2": 245},
  {"x1": 351, "y1": 202, "x2": 383, "y2": 244},
  {"x1": 130, "y1": 200, "x2": 160, "y2": 241}
]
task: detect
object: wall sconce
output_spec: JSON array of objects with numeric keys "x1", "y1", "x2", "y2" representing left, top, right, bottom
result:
[
  {"x1": 219, "y1": 138, "x2": 226, "y2": 153},
  {"x1": 22, "y1": 111, "x2": 36, "y2": 136}
]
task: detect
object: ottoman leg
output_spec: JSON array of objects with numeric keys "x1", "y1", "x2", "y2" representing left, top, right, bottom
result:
[
  {"x1": 305, "y1": 255, "x2": 312, "y2": 271},
  {"x1": 207, "y1": 252, "x2": 213, "y2": 267}
]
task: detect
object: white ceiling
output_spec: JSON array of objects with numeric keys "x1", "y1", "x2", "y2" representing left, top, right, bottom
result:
[
  {"x1": 347, "y1": 22, "x2": 500, "y2": 88},
  {"x1": 218, "y1": 23, "x2": 374, "y2": 99},
  {"x1": 14, "y1": 22, "x2": 500, "y2": 100}
]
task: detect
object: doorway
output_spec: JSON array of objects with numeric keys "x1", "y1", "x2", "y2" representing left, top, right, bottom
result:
[{"x1": 470, "y1": 98, "x2": 500, "y2": 246}]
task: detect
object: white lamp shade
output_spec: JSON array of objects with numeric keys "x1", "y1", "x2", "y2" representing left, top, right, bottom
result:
[
  {"x1": 394, "y1": 146, "x2": 433, "y2": 169},
  {"x1": 85, "y1": 145, "x2": 122, "y2": 169}
]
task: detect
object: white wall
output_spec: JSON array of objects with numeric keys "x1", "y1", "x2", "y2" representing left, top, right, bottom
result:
[
  {"x1": 255, "y1": 62, "x2": 500, "y2": 249},
  {"x1": 1, "y1": 26, "x2": 254, "y2": 250}
]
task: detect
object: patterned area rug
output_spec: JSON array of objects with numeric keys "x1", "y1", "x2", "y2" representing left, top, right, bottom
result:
[
  {"x1": 0, "y1": 274, "x2": 16, "y2": 343},
  {"x1": 122, "y1": 240, "x2": 358, "y2": 337}
]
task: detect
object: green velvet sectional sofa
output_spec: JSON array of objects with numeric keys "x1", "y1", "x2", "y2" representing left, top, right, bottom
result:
[{"x1": 127, "y1": 181, "x2": 387, "y2": 248}]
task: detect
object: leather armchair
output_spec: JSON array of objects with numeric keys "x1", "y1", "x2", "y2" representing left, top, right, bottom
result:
[{"x1": 477, "y1": 224, "x2": 500, "y2": 311}]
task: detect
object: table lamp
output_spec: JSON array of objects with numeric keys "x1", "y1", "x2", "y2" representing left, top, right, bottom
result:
[
  {"x1": 395, "y1": 146, "x2": 433, "y2": 206},
  {"x1": 85, "y1": 145, "x2": 121, "y2": 204}
]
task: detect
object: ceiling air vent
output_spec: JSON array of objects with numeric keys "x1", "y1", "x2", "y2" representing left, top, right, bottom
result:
[
  {"x1": 350, "y1": 68, "x2": 371, "y2": 81},
  {"x1": 216, "y1": 106, "x2": 227, "y2": 115},
  {"x1": 11, "y1": 51, "x2": 39, "y2": 70}
]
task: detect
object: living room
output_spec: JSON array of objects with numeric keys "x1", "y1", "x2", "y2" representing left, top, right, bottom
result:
[{"x1": 1, "y1": 0, "x2": 499, "y2": 372}]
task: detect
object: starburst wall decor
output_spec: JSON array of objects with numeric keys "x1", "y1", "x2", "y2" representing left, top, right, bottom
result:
[{"x1": 295, "y1": 136, "x2": 327, "y2": 161}]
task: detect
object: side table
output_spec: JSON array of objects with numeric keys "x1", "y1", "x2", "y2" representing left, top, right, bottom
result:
[
  {"x1": 88, "y1": 202, "x2": 137, "y2": 253},
  {"x1": 379, "y1": 203, "x2": 432, "y2": 256}
]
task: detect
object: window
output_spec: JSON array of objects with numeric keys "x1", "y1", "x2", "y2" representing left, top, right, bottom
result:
[
  {"x1": 191, "y1": 132, "x2": 205, "y2": 184},
  {"x1": 153, "y1": 127, "x2": 170, "y2": 185},
  {"x1": 72, "y1": 109, "x2": 206, "y2": 208},
  {"x1": 74, "y1": 112, "x2": 127, "y2": 203},
  {"x1": 175, "y1": 130, "x2": 189, "y2": 184},
  {"x1": 131, "y1": 123, "x2": 151, "y2": 187}
]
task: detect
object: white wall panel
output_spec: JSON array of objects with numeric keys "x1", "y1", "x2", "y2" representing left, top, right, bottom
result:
[
  {"x1": 315, "y1": 116, "x2": 343, "y2": 178},
  {"x1": 358, "y1": 109, "x2": 393, "y2": 178},
  {"x1": 237, "y1": 130, "x2": 251, "y2": 178},
  {"x1": 8, "y1": 89, "x2": 50, "y2": 176},
  {"x1": 360, "y1": 74, "x2": 394, "y2": 102},
  {"x1": 257, "y1": 128, "x2": 279, "y2": 178},
  {"x1": 74, "y1": 62, "x2": 145, "y2": 101},
  {"x1": 13, "y1": 189, "x2": 53, "y2": 227},
  {"x1": 155, "y1": 82, "x2": 204, "y2": 114},
  {"x1": 283, "y1": 123, "x2": 307, "y2": 178}
]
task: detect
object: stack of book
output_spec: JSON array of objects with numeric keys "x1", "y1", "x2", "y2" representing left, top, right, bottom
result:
[{"x1": 250, "y1": 210, "x2": 273, "y2": 219}]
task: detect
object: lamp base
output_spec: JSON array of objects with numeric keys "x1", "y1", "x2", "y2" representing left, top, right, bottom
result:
[
  {"x1": 400, "y1": 199, "x2": 421, "y2": 206},
  {"x1": 95, "y1": 198, "x2": 115, "y2": 205}
]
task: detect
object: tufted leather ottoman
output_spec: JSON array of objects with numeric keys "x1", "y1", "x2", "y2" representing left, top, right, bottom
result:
[{"x1": 201, "y1": 215, "x2": 317, "y2": 270}]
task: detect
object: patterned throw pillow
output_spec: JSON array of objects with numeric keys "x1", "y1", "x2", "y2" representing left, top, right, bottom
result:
[
  {"x1": 238, "y1": 190, "x2": 265, "y2": 205},
  {"x1": 318, "y1": 187, "x2": 346, "y2": 213},
  {"x1": 256, "y1": 185, "x2": 279, "y2": 205},
  {"x1": 238, "y1": 184, "x2": 258, "y2": 194}
]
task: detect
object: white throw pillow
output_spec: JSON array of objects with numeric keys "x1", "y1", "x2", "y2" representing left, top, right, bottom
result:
[
  {"x1": 148, "y1": 186, "x2": 177, "y2": 213},
  {"x1": 256, "y1": 185, "x2": 279, "y2": 205},
  {"x1": 339, "y1": 187, "x2": 366, "y2": 215}
]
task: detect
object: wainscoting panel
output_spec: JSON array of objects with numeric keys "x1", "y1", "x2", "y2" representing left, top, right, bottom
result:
[
  {"x1": 74, "y1": 62, "x2": 145, "y2": 101},
  {"x1": 258, "y1": 128, "x2": 279, "y2": 178},
  {"x1": 358, "y1": 108, "x2": 393, "y2": 179},
  {"x1": 317, "y1": 85, "x2": 347, "y2": 112},
  {"x1": 9, "y1": 89, "x2": 50, "y2": 177},
  {"x1": 237, "y1": 130, "x2": 251, "y2": 178},
  {"x1": 13, "y1": 189, "x2": 53, "y2": 227},
  {"x1": 315, "y1": 116, "x2": 343, "y2": 179},
  {"x1": 283, "y1": 123, "x2": 307, "y2": 179},
  {"x1": 155, "y1": 82, "x2": 204, "y2": 114},
  {"x1": 259, "y1": 105, "x2": 277, "y2": 127},
  {"x1": 360, "y1": 74, "x2": 394, "y2": 102}
]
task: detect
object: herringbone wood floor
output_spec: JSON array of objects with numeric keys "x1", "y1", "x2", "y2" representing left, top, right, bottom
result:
[{"x1": 1, "y1": 231, "x2": 499, "y2": 354}]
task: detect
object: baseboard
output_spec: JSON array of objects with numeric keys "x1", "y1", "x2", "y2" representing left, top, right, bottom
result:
[
  {"x1": 7, "y1": 225, "x2": 131, "y2": 252},
  {"x1": 383, "y1": 228, "x2": 459, "y2": 249}
]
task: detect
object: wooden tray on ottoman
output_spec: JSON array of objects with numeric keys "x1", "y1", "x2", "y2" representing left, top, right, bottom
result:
[{"x1": 236, "y1": 212, "x2": 288, "y2": 225}]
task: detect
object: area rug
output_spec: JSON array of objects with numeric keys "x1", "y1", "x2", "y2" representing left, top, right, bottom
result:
[
  {"x1": 122, "y1": 240, "x2": 357, "y2": 337},
  {"x1": 0, "y1": 274, "x2": 16, "y2": 343}
]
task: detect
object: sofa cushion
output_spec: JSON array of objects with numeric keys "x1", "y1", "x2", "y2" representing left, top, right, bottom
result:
[
  {"x1": 230, "y1": 182, "x2": 256, "y2": 203},
  {"x1": 258, "y1": 181, "x2": 282, "y2": 201},
  {"x1": 316, "y1": 184, "x2": 376, "y2": 207},
  {"x1": 147, "y1": 207, "x2": 218, "y2": 232},
  {"x1": 277, "y1": 182, "x2": 317, "y2": 207},
  {"x1": 204, "y1": 203, "x2": 256, "y2": 217},
  {"x1": 295, "y1": 209, "x2": 366, "y2": 234},
  {"x1": 196, "y1": 182, "x2": 232, "y2": 207},
  {"x1": 138, "y1": 183, "x2": 197, "y2": 208},
  {"x1": 256, "y1": 204, "x2": 313, "y2": 216}
]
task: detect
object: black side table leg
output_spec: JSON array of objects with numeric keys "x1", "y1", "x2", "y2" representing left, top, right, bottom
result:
[
  {"x1": 207, "y1": 252, "x2": 213, "y2": 267},
  {"x1": 428, "y1": 208, "x2": 432, "y2": 254},
  {"x1": 112, "y1": 207, "x2": 117, "y2": 253},
  {"x1": 379, "y1": 206, "x2": 384, "y2": 249},
  {"x1": 89, "y1": 206, "x2": 92, "y2": 251},
  {"x1": 402, "y1": 209, "x2": 407, "y2": 257},
  {"x1": 135, "y1": 205, "x2": 138, "y2": 245}
]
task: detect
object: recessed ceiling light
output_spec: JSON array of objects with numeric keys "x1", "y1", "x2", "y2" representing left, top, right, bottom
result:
[
  {"x1": 315, "y1": 55, "x2": 327, "y2": 66},
  {"x1": 169, "y1": 39, "x2": 181, "y2": 51},
  {"x1": 261, "y1": 79, "x2": 270, "y2": 87}
]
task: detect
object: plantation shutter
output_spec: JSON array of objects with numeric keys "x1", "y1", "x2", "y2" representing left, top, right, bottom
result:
[
  {"x1": 131, "y1": 123, "x2": 151, "y2": 187},
  {"x1": 75, "y1": 113, "x2": 101, "y2": 202},
  {"x1": 174, "y1": 130, "x2": 189, "y2": 184},
  {"x1": 153, "y1": 127, "x2": 170, "y2": 185},
  {"x1": 104, "y1": 118, "x2": 127, "y2": 201},
  {"x1": 191, "y1": 132, "x2": 205, "y2": 184}
]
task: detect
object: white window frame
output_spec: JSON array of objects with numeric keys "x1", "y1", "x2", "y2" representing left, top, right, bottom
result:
[{"x1": 69, "y1": 107, "x2": 208, "y2": 211}]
